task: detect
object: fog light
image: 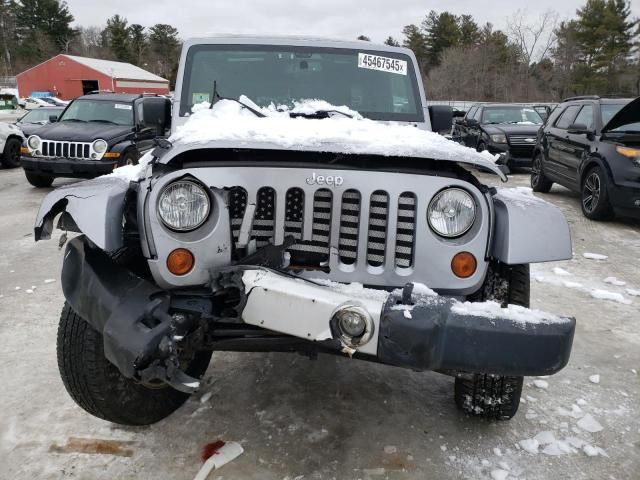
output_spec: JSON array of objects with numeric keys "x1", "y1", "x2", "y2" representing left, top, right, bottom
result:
[
  {"x1": 332, "y1": 303, "x2": 374, "y2": 348},
  {"x1": 167, "y1": 248, "x2": 194, "y2": 275}
]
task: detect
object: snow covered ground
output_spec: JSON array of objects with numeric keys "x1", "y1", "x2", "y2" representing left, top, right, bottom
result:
[{"x1": 0, "y1": 165, "x2": 638, "y2": 479}]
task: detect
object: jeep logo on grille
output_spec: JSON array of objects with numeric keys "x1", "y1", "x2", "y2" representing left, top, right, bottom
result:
[{"x1": 305, "y1": 172, "x2": 344, "y2": 186}]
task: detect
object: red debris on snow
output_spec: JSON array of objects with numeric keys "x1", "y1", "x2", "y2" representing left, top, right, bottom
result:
[{"x1": 201, "y1": 440, "x2": 226, "y2": 462}]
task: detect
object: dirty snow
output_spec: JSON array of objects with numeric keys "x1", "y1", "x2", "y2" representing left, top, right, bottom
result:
[
  {"x1": 582, "y1": 252, "x2": 608, "y2": 260},
  {"x1": 491, "y1": 469, "x2": 509, "y2": 480},
  {"x1": 533, "y1": 379, "x2": 549, "y2": 389},
  {"x1": 588, "y1": 374, "x2": 600, "y2": 384},
  {"x1": 603, "y1": 276, "x2": 626, "y2": 286},
  {"x1": 553, "y1": 267, "x2": 572, "y2": 276},
  {"x1": 626, "y1": 288, "x2": 640, "y2": 296},
  {"x1": 309, "y1": 278, "x2": 390, "y2": 303},
  {"x1": 576, "y1": 414, "x2": 604, "y2": 433},
  {"x1": 589, "y1": 289, "x2": 632, "y2": 305},
  {"x1": 451, "y1": 300, "x2": 568, "y2": 326},
  {"x1": 170, "y1": 99, "x2": 501, "y2": 170}
]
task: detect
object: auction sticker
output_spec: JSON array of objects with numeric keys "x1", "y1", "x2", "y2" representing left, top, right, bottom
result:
[
  {"x1": 358, "y1": 53, "x2": 407, "y2": 75},
  {"x1": 114, "y1": 104, "x2": 132, "y2": 110}
]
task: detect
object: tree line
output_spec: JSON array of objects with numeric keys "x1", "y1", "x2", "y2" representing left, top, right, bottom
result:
[
  {"x1": 0, "y1": 0, "x2": 180, "y2": 86},
  {"x1": 365, "y1": 0, "x2": 639, "y2": 101},
  {"x1": 1, "y1": 0, "x2": 638, "y2": 100}
]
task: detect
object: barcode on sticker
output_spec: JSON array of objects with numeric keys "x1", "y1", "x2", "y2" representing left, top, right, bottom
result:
[{"x1": 358, "y1": 53, "x2": 407, "y2": 75}]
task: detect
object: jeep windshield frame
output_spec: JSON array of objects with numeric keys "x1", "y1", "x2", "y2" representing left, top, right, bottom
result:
[{"x1": 179, "y1": 44, "x2": 424, "y2": 122}]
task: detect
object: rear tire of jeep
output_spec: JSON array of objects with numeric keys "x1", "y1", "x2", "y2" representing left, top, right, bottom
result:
[
  {"x1": 1, "y1": 137, "x2": 22, "y2": 168},
  {"x1": 453, "y1": 263, "x2": 528, "y2": 420},
  {"x1": 25, "y1": 171, "x2": 54, "y2": 188},
  {"x1": 57, "y1": 303, "x2": 212, "y2": 425}
]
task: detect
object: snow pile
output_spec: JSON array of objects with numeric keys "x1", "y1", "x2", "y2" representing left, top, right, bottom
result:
[
  {"x1": 576, "y1": 413, "x2": 604, "y2": 433},
  {"x1": 582, "y1": 252, "x2": 608, "y2": 260},
  {"x1": 269, "y1": 98, "x2": 363, "y2": 119},
  {"x1": 626, "y1": 288, "x2": 640, "y2": 296},
  {"x1": 552, "y1": 267, "x2": 572, "y2": 276},
  {"x1": 532, "y1": 379, "x2": 549, "y2": 389},
  {"x1": 451, "y1": 300, "x2": 569, "y2": 326},
  {"x1": 309, "y1": 279, "x2": 390, "y2": 303},
  {"x1": 589, "y1": 289, "x2": 632, "y2": 305},
  {"x1": 103, "y1": 151, "x2": 153, "y2": 182},
  {"x1": 517, "y1": 430, "x2": 607, "y2": 457},
  {"x1": 603, "y1": 276, "x2": 626, "y2": 286},
  {"x1": 495, "y1": 187, "x2": 546, "y2": 209},
  {"x1": 170, "y1": 99, "x2": 500, "y2": 168},
  {"x1": 588, "y1": 374, "x2": 600, "y2": 384}
]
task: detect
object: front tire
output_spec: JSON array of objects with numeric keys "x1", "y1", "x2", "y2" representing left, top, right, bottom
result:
[
  {"x1": 454, "y1": 263, "x2": 528, "y2": 420},
  {"x1": 57, "y1": 303, "x2": 212, "y2": 425},
  {"x1": 25, "y1": 171, "x2": 54, "y2": 188},
  {"x1": 531, "y1": 153, "x2": 553, "y2": 193},
  {"x1": 581, "y1": 166, "x2": 613, "y2": 220},
  {"x1": 1, "y1": 137, "x2": 22, "y2": 168}
]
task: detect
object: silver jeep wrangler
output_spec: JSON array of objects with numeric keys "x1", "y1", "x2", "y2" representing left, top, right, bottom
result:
[{"x1": 36, "y1": 36, "x2": 575, "y2": 425}]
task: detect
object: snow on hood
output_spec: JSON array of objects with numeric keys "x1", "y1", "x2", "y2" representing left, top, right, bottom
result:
[{"x1": 168, "y1": 98, "x2": 505, "y2": 179}]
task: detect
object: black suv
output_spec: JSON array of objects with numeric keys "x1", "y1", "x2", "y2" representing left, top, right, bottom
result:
[
  {"x1": 21, "y1": 93, "x2": 171, "y2": 188},
  {"x1": 531, "y1": 96, "x2": 640, "y2": 220},
  {"x1": 456, "y1": 103, "x2": 544, "y2": 167}
]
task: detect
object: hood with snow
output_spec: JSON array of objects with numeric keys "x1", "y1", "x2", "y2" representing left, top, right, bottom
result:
[{"x1": 160, "y1": 97, "x2": 506, "y2": 180}]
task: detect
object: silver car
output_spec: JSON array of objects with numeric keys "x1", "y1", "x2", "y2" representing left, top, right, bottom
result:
[{"x1": 35, "y1": 36, "x2": 575, "y2": 425}]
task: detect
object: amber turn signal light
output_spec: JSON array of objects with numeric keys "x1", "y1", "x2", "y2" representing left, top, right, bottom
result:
[
  {"x1": 167, "y1": 248, "x2": 194, "y2": 275},
  {"x1": 451, "y1": 252, "x2": 477, "y2": 278}
]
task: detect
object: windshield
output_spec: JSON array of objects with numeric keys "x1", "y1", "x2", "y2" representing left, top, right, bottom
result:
[
  {"x1": 481, "y1": 106, "x2": 543, "y2": 124},
  {"x1": 20, "y1": 108, "x2": 59, "y2": 123},
  {"x1": 181, "y1": 45, "x2": 423, "y2": 122},
  {"x1": 59, "y1": 99, "x2": 134, "y2": 126},
  {"x1": 601, "y1": 103, "x2": 640, "y2": 133}
]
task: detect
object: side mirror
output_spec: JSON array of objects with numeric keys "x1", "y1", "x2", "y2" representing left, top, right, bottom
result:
[
  {"x1": 138, "y1": 97, "x2": 172, "y2": 135},
  {"x1": 49, "y1": 115, "x2": 58, "y2": 123},
  {"x1": 567, "y1": 123, "x2": 589, "y2": 134},
  {"x1": 428, "y1": 105, "x2": 453, "y2": 133},
  {"x1": 466, "y1": 118, "x2": 479, "y2": 127}
]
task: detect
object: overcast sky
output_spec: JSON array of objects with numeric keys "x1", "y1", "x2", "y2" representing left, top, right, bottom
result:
[{"x1": 65, "y1": 0, "x2": 639, "y2": 43}]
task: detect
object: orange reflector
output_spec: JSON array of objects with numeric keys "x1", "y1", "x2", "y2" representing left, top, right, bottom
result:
[
  {"x1": 103, "y1": 152, "x2": 121, "y2": 158},
  {"x1": 451, "y1": 252, "x2": 477, "y2": 278},
  {"x1": 167, "y1": 248, "x2": 194, "y2": 275},
  {"x1": 20, "y1": 147, "x2": 29, "y2": 154}
]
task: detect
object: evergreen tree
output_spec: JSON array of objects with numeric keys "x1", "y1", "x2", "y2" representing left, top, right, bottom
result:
[
  {"x1": 384, "y1": 36, "x2": 400, "y2": 47},
  {"x1": 148, "y1": 24, "x2": 180, "y2": 85},
  {"x1": 0, "y1": 0, "x2": 18, "y2": 74},
  {"x1": 421, "y1": 11, "x2": 461, "y2": 67},
  {"x1": 356, "y1": 35, "x2": 371, "y2": 41},
  {"x1": 402, "y1": 24, "x2": 428, "y2": 71},
  {"x1": 128, "y1": 24, "x2": 147, "y2": 66},
  {"x1": 103, "y1": 14, "x2": 131, "y2": 62}
]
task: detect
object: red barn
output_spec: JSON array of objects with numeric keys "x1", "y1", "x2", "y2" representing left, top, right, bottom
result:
[{"x1": 16, "y1": 54, "x2": 170, "y2": 100}]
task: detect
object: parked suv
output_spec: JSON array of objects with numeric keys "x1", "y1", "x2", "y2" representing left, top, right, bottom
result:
[
  {"x1": 22, "y1": 93, "x2": 171, "y2": 187},
  {"x1": 531, "y1": 96, "x2": 640, "y2": 220},
  {"x1": 35, "y1": 36, "x2": 575, "y2": 426},
  {"x1": 457, "y1": 103, "x2": 544, "y2": 167}
]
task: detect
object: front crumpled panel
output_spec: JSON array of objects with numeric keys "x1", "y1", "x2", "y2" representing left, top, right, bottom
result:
[{"x1": 34, "y1": 177, "x2": 130, "y2": 253}]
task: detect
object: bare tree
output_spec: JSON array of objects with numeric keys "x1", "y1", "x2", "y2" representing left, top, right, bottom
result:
[{"x1": 508, "y1": 9, "x2": 558, "y2": 66}]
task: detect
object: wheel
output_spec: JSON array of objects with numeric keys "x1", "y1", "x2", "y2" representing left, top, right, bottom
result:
[
  {"x1": 476, "y1": 141, "x2": 487, "y2": 153},
  {"x1": 57, "y1": 303, "x2": 212, "y2": 425},
  {"x1": 121, "y1": 149, "x2": 139, "y2": 166},
  {"x1": 25, "y1": 171, "x2": 54, "y2": 188},
  {"x1": 454, "y1": 263, "x2": 528, "y2": 420},
  {"x1": 1, "y1": 137, "x2": 22, "y2": 168},
  {"x1": 581, "y1": 166, "x2": 613, "y2": 220},
  {"x1": 530, "y1": 153, "x2": 553, "y2": 193}
]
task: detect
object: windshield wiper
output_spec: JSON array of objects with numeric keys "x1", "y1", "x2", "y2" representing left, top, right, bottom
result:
[
  {"x1": 209, "y1": 81, "x2": 266, "y2": 118},
  {"x1": 61, "y1": 118, "x2": 86, "y2": 123},
  {"x1": 289, "y1": 109, "x2": 355, "y2": 119},
  {"x1": 89, "y1": 119, "x2": 118, "y2": 125}
]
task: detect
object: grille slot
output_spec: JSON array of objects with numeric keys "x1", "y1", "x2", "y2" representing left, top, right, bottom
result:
[
  {"x1": 251, "y1": 187, "x2": 276, "y2": 247},
  {"x1": 366, "y1": 190, "x2": 389, "y2": 267},
  {"x1": 229, "y1": 187, "x2": 247, "y2": 247},
  {"x1": 338, "y1": 189, "x2": 361, "y2": 265},
  {"x1": 395, "y1": 192, "x2": 416, "y2": 268},
  {"x1": 284, "y1": 188, "x2": 304, "y2": 241}
]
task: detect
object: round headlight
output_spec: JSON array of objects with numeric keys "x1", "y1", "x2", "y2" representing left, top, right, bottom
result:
[
  {"x1": 427, "y1": 188, "x2": 476, "y2": 238},
  {"x1": 92, "y1": 139, "x2": 108, "y2": 154},
  {"x1": 158, "y1": 180, "x2": 210, "y2": 231},
  {"x1": 27, "y1": 135, "x2": 41, "y2": 150}
]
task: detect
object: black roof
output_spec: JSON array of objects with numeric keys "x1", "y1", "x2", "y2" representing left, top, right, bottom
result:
[
  {"x1": 76, "y1": 93, "x2": 143, "y2": 102},
  {"x1": 561, "y1": 95, "x2": 635, "y2": 103}
]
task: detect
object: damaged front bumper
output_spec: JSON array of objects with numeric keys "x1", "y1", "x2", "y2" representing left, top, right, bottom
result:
[{"x1": 62, "y1": 236, "x2": 575, "y2": 391}]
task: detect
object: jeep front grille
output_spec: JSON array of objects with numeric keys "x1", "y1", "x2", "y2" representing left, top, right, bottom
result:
[
  {"x1": 39, "y1": 140, "x2": 93, "y2": 159},
  {"x1": 228, "y1": 186, "x2": 416, "y2": 270}
]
